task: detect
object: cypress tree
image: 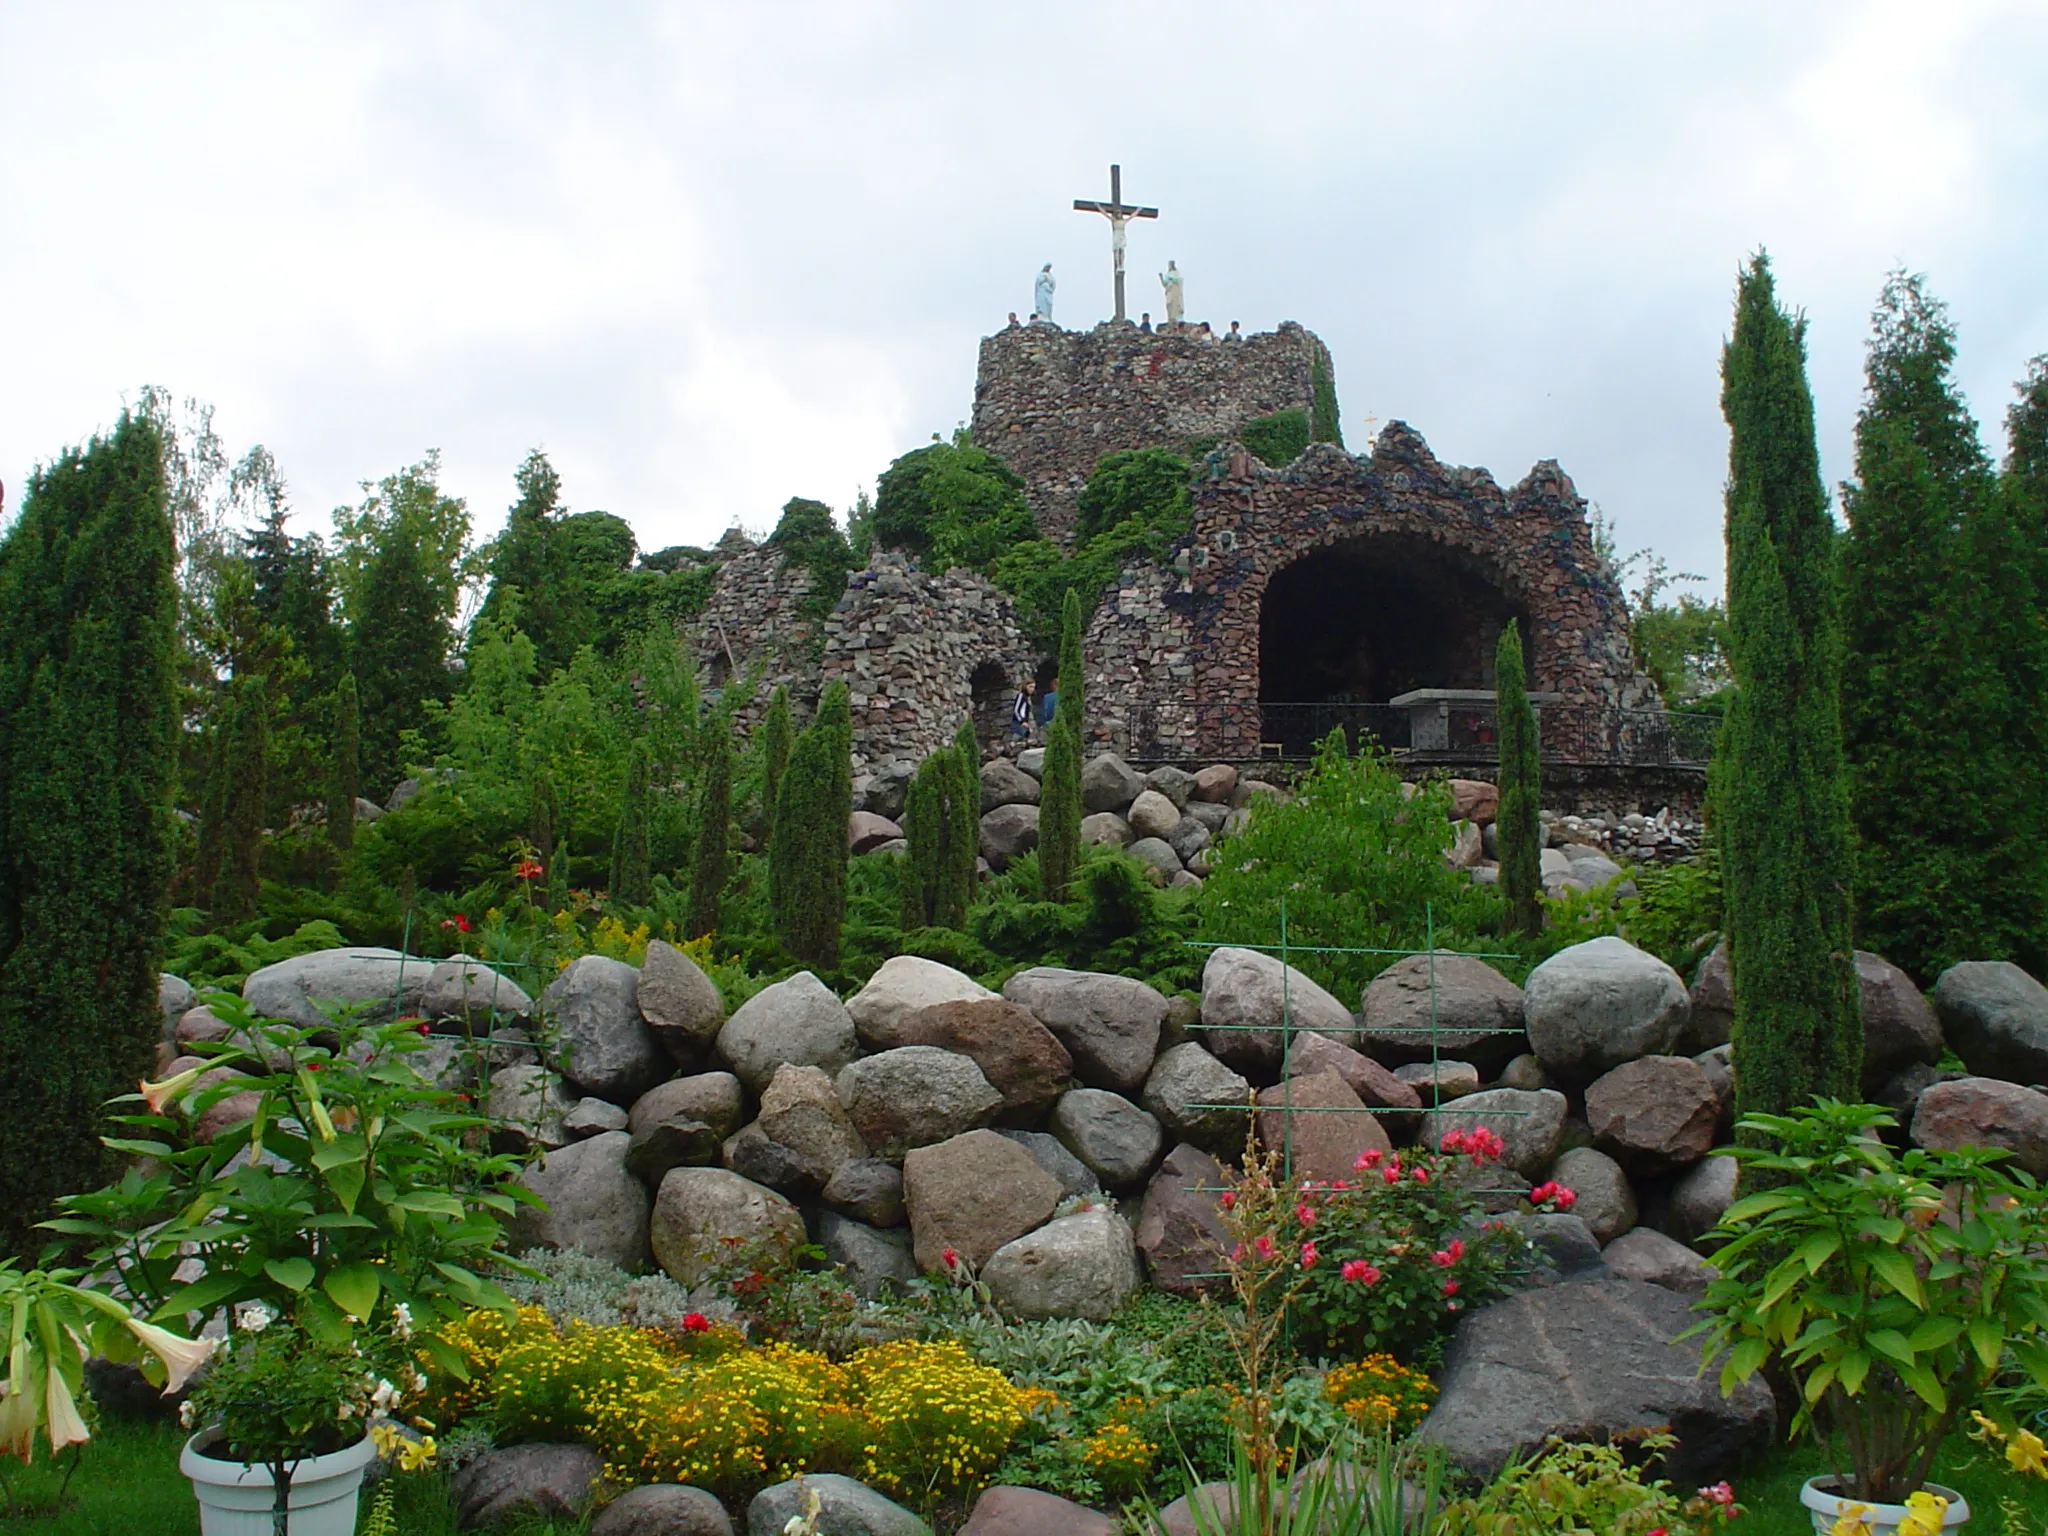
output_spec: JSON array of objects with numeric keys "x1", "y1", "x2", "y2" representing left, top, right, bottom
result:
[
  {"x1": 328, "y1": 671, "x2": 360, "y2": 854},
  {"x1": 1039, "y1": 590, "x2": 1087, "y2": 899},
  {"x1": 1494, "y1": 621, "x2": 1542, "y2": 938},
  {"x1": 760, "y1": 685, "x2": 792, "y2": 851},
  {"x1": 948, "y1": 717, "x2": 979, "y2": 923},
  {"x1": 770, "y1": 684, "x2": 851, "y2": 968},
  {"x1": 1841, "y1": 274, "x2": 2048, "y2": 976},
  {"x1": 686, "y1": 733, "x2": 732, "y2": 940},
  {"x1": 609, "y1": 744, "x2": 652, "y2": 906},
  {"x1": 0, "y1": 412, "x2": 178, "y2": 1256},
  {"x1": 209, "y1": 675, "x2": 270, "y2": 923},
  {"x1": 899, "y1": 749, "x2": 946, "y2": 930},
  {"x1": 1714, "y1": 254, "x2": 1860, "y2": 1131}
]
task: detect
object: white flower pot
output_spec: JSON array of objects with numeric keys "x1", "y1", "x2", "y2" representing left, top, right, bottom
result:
[
  {"x1": 1799, "y1": 1475, "x2": 1971, "y2": 1534},
  {"x1": 181, "y1": 1432, "x2": 376, "y2": 1536}
]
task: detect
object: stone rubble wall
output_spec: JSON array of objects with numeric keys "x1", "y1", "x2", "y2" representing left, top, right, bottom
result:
[
  {"x1": 1084, "y1": 424, "x2": 1661, "y2": 761},
  {"x1": 685, "y1": 529, "x2": 821, "y2": 736},
  {"x1": 972, "y1": 319, "x2": 1331, "y2": 541}
]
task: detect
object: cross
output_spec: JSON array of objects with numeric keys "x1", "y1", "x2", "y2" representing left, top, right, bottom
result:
[{"x1": 1073, "y1": 163, "x2": 1157, "y2": 324}]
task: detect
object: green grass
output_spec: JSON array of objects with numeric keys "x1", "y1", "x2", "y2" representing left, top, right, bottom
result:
[
  {"x1": 1715, "y1": 1430, "x2": 2048, "y2": 1534},
  {"x1": 0, "y1": 1420, "x2": 585, "y2": 1536}
]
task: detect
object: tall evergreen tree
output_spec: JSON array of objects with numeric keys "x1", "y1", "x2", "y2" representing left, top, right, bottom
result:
[
  {"x1": 686, "y1": 733, "x2": 732, "y2": 940},
  {"x1": 0, "y1": 412, "x2": 178, "y2": 1256},
  {"x1": 1039, "y1": 590, "x2": 1087, "y2": 899},
  {"x1": 1714, "y1": 253, "x2": 1861, "y2": 1131},
  {"x1": 527, "y1": 771, "x2": 559, "y2": 890},
  {"x1": 208, "y1": 675, "x2": 270, "y2": 923},
  {"x1": 900, "y1": 748, "x2": 947, "y2": 931},
  {"x1": 1841, "y1": 273, "x2": 2048, "y2": 976},
  {"x1": 609, "y1": 744, "x2": 652, "y2": 906},
  {"x1": 1494, "y1": 621, "x2": 1542, "y2": 938},
  {"x1": 477, "y1": 450, "x2": 586, "y2": 679},
  {"x1": 2009, "y1": 357, "x2": 2048, "y2": 520},
  {"x1": 949, "y1": 717, "x2": 980, "y2": 923},
  {"x1": 770, "y1": 685, "x2": 851, "y2": 968},
  {"x1": 328, "y1": 671, "x2": 360, "y2": 854},
  {"x1": 759, "y1": 686, "x2": 792, "y2": 850}
]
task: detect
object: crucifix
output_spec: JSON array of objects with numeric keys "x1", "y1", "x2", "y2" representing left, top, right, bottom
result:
[{"x1": 1073, "y1": 163, "x2": 1157, "y2": 324}]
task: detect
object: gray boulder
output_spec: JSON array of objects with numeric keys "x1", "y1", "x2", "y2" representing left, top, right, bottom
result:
[
  {"x1": 1128, "y1": 789, "x2": 1182, "y2": 841},
  {"x1": 629, "y1": 1073, "x2": 746, "y2": 1140},
  {"x1": 1681, "y1": 942, "x2": 1733, "y2": 1055},
  {"x1": 823, "y1": 1158, "x2": 908, "y2": 1228},
  {"x1": 592, "y1": 1483, "x2": 734, "y2": 1536},
  {"x1": 540, "y1": 956, "x2": 665, "y2": 1106},
  {"x1": 1522, "y1": 937, "x2": 1689, "y2": 1085},
  {"x1": 560, "y1": 1098, "x2": 629, "y2": 1139},
  {"x1": 159, "y1": 974, "x2": 194, "y2": 1041},
  {"x1": 638, "y1": 939, "x2": 727, "y2": 1065},
  {"x1": 717, "y1": 971, "x2": 858, "y2": 1094},
  {"x1": 1142, "y1": 1042, "x2": 1253, "y2": 1153},
  {"x1": 1668, "y1": 1153, "x2": 1739, "y2": 1247},
  {"x1": 1081, "y1": 754, "x2": 1145, "y2": 813},
  {"x1": 1911, "y1": 1076, "x2": 2048, "y2": 1177},
  {"x1": 983, "y1": 1209, "x2": 1141, "y2": 1321},
  {"x1": 1079, "y1": 812, "x2": 1134, "y2": 849},
  {"x1": 1135, "y1": 1143, "x2": 1230, "y2": 1295},
  {"x1": 1051, "y1": 1089, "x2": 1164, "y2": 1190},
  {"x1": 902, "y1": 1129, "x2": 1062, "y2": 1271},
  {"x1": 1359, "y1": 952, "x2": 1527, "y2": 1072},
  {"x1": 1856, "y1": 950, "x2": 1944, "y2": 1093},
  {"x1": 1292, "y1": 1032, "x2": 1423, "y2": 1141},
  {"x1": 1934, "y1": 961, "x2": 2048, "y2": 1085},
  {"x1": 650, "y1": 1168, "x2": 804, "y2": 1287},
  {"x1": 849, "y1": 812, "x2": 906, "y2": 854},
  {"x1": 748, "y1": 1476, "x2": 930, "y2": 1536},
  {"x1": 1126, "y1": 837, "x2": 1183, "y2": 883},
  {"x1": 980, "y1": 758, "x2": 1041, "y2": 811},
  {"x1": 1016, "y1": 748, "x2": 1046, "y2": 777},
  {"x1": 1421, "y1": 1278, "x2": 1775, "y2": 1484},
  {"x1": 1423, "y1": 1088, "x2": 1567, "y2": 1179},
  {"x1": 731, "y1": 1063, "x2": 868, "y2": 1192},
  {"x1": 1002, "y1": 967, "x2": 1166, "y2": 1095},
  {"x1": 1395, "y1": 1060, "x2": 1482, "y2": 1100},
  {"x1": 451, "y1": 1444, "x2": 600, "y2": 1528},
  {"x1": 995, "y1": 1130, "x2": 1100, "y2": 1198},
  {"x1": 1145, "y1": 765, "x2": 1198, "y2": 808},
  {"x1": 1551, "y1": 1146, "x2": 1636, "y2": 1245},
  {"x1": 837, "y1": 1047, "x2": 1003, "y2": 1159},
  {"x1": 846, "y1": 956, "x2": 996, "y2": 1047},
  {"x1": 419, "y1": 955, "x2": 532, "y2": 1026},
  {"x1": 819, "y1": 1211, "x2": 919, "y2": 1298},
  {"x1": 1165, "y1": 816, "x2": 1212, "y2": 866},
  {"x1": 883, "y1": 999, "x2": 1072, "y2": 1125},
  {"x1": 243, "y1": 947, "x2": 429, "y2": 1030},
  {"x1": 509, "y1": 1131, "x2": 650, "y2": 1271},
  {"x1": 979, "y1": 804, "x2": 1040, "y2": 871},
  {"x1": 1198, "y1": 947, "x2": 1354, "y2": 1078},
  {"x1": 958, "y1": 1486, "x2": 1117, "y2": 1536},
  {"x1": 487, "y1": 1063, "x2": 575, "y2": 1150},
  {"x1": 1602, "y1": 1227, "x2": 1716, "y2": 1297}
]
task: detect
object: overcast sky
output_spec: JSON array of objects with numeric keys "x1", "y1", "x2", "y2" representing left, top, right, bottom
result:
[{"x1": 3, "y1": 2, "x2": 2044, "y2": 592}]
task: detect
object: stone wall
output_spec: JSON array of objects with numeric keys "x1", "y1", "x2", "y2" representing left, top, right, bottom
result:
[
  {"x1": 972, "y1": 319, "x2": 1331, "y2": 541},
  {"x1": 685, "y1": 529, "x2": 822, "y2": 734},
  {"x1": 1083, "y1": 423, "x2": 1659, "y2": 761}
]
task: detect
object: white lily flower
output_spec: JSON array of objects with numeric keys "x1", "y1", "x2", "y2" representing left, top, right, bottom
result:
[
  {"x1": 123, "y1": 1318, "x2": 216, "y2": 1395},
  {"x1": 43, "y1": 1368, "x2": 90, "y2": 1454}
]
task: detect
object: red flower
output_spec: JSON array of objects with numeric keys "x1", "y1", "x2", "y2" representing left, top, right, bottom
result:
[
  {"x1": 1442, "y1": 1278, "x2": 1459, "y2": 1296},
  {"x1": 680, "y1": 1312, "x2": 710, "y2": 1332},
  {"x1": 1330, "y1": 1179, "x2": 1349, "y2": 1190},
  {"x1": 1412, "y1": 1166, "x2": 1430, "y2": 1184},
  {"x1": 1555, "y1": 1186, "x2": 1577, "y2": 1210},
  {"x1": 1354, "y1": 1149, "x2": 1383, "y2": 1171},
  {"x1": 415, "y1": 1021, "x2": 431, "y2": 1036},
  {"x1": 1299, "y1": 1241, "x2": 1318, "y2": 1268},
  {"x1": 1220, "y1": 1191, "x2": 1237, "y2": 1210},
  {"x1": 454, "y1": 913, "x2": 473, "y2": 933},
  {"x1": 1439, "y1": 1129, "x2": 1467, "y2": 1154},
  {"x1": 1446, "y1": 1237, "x2": 1464, "y2": 1262},
  {"x1": 1341, "y1": 1259, "x2": 1382, "y2": 1286},
  {"x1": 1381, "y1": 1166, "x2": 1400, "y2": 1185},
  {"x1": 1295, "y1": 1202, "x2": 1316, "y2": 1227},
  {"x1": 1254, "y1": 1234, "x2": 1276, "y2": 1260},
  {"x1": 1698, "y1": 1483, "x2": 1735, "y2": 1507},
  {"x1": 941, "y1": 1246, "x2": 960, "y2": 1269},
  {"x1": 514, "y1": 858, "x2": 543, "y2": 881},
  {"x1": 1647, "y1": 1529, "x2": 1666, "y2": 1536}
]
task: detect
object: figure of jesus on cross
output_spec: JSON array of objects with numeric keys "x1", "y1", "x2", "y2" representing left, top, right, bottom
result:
[{"x1": 1073, "y1": 164, "x2": 1157, "y2": 324}]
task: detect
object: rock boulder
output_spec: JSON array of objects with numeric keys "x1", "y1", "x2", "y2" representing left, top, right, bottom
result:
[
  {"x1": 637, "y1": 939, "x2": 727, "y2": 1064},
  {"x1": 717, "y1": 971, "x2": 858, "y2": 1094},
  {"x1": 1358, "y1": 952, "x2": 1526, "y2": 1072},
  {"x1": 1002, "y1": 968, "x2": 1166, "y2": 1095},
  {"x1": 847, "y1": 956, "x2": 996, "y2": 1046},
  {"x1": 540, "y1": 956, "x2": 666, "y2": 1106},
  {"x1": 507, "y1": 1131, "x2": 650, "y2": 1271},
  {"x1": 902, "y1": 1129, "x2": 1062, "y2": 1271},
  {"x1": 1934, "y1": 961, "x2": 2048, "y2": 1085},
  {"x1": 837, "y1": 1047, "x2": 1002, "y2": 1159},
  {"x1": 1523, "y1": 937, "x2": 1689, "y2": 1085},
  {"x1": 650, "y1": 1168, "x2": 804, "y2": 1287},
  {"x1": 1910, "y1": 1076, "x2": 2048, "y2": 1177},
  {"x1": 983, "y1": 1208, "x2": 1142, "y2": 1322},
  {"x1": 1198, "y1": 947, "x2": 1354, "y2": 1078}
]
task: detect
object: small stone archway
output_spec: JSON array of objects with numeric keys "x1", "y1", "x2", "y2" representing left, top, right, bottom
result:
[
  {"x1": 1258, "y1": 535, "x2": 1528, "y2": 703},
  {"x1": 969, "y1": 659, "x2": 1013, "y2": 751}
]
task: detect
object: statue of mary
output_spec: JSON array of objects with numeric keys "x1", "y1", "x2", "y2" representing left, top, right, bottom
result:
[{"x1": 1033, "y1": 264, "x2": 1055, "y2": 323}]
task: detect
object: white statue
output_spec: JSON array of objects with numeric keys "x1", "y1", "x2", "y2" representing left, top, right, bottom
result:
[
  {"x1": 1159, "y1": 260, "x2": 1184, "y2": 326},
  {"x1": 1033, "y1": 264, "x2": 1055, "y2": 323}
]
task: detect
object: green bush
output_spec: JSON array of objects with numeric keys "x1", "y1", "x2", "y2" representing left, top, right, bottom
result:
[
  {"x1": 872, "y1": 438, "x2": 1035, "y2": 569},
  {"x1": 1194, "y1": 732, "x2": 1507, "y2": 1000},
  {"x1": 1239, "y1": 409, "x2": 1313, "y2": 466}
]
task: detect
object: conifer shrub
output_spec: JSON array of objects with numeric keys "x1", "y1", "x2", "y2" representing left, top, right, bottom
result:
[
  {"x1": 609, "y1": 744, "x2": 652, "y2": 906},
  {"x1": 0, "y1": 411, "x2": 177, "y2": 1258},
  {"x1": 686, "y1": 732, "x2": 731, "y2": 940},
  {"x1": 759, "y1": 685, "x2": 792, "y2": 850},
  {"x1": 328, "y1": 671, "x2": 361, "y2": 854},
  {"x1": 208, "y1": 675, "x2": 270, "y2": 923},
  {"x1": 1039, "y1": 592, "x2": 1087, "y2": 900},
  {"x1": 1494, "y1": 621, "x2": 1542, "y2": 938},
  {"x1": 770, "y1": 684, "x2": 851, "y2": 968}
]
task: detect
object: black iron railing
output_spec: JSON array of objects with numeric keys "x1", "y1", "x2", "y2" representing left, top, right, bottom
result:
[{"x1": 1123, "y1": 699, "x2": 1719, "y2": 768}]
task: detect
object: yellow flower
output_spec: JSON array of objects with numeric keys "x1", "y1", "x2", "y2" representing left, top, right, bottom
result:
[
  {"x1": 1895, "y1": 1490, "x2": 1949, "y2": 1536},
  {"x1": 2006, "y1": 1427, "x2": 2047, "y2": 1479},
  {"x1": 1829, "y1": 1505, "x2": 1874, "y2": 1536}
]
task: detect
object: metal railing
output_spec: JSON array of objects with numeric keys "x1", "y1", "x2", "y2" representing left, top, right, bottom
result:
[{"x1": 1123, "y1": 699, "x2": 1719, "y2": 768}]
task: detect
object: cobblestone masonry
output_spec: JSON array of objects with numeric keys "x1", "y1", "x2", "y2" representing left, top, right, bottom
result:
[
  {"x1": 972, "y1": 319, "x2": 1331, "y2": 541},
  {"x1": 685, "y1": 529, "x2": 821, "y2": 734},
  {"x1": 1083, "y1": 425, "x2": 1658, "y2": 760}
]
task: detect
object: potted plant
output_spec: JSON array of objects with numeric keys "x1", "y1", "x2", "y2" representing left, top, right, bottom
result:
[
  {"x1": 177, "y1": 1304, "x2": 423, "y2": 1536},
  {"x1": 1687, "y1": 1100, "x2": 2048, "y2": 1534},
  {"x1": 0, "y1": 1260, "x2": 215, "y2": 1516}
]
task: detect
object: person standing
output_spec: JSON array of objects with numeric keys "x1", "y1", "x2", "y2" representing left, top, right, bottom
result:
[{"x1": 1011, "y1": 678, "x2": 1037, "y2": 742}]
